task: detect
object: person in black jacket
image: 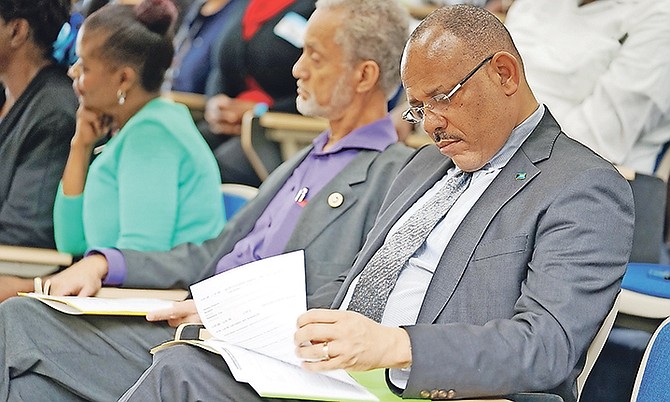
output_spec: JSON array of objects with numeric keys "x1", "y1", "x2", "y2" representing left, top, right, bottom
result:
[
  {"x1": 0, "y1": 0, "x2": 78, "y2": 301},
  {"x1": 202, "y1": 0, "x2": 316, "y2": 186}
]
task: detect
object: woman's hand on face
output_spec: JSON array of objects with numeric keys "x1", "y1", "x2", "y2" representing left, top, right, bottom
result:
[{"x1": 72, "y1": 106, "x2": 112, "y2": 149}]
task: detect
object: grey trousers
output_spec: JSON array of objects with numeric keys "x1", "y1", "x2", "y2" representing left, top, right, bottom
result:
[
  {"x1": 0, "y1": 297, "x2": 174, "y2": 402},
  {"x1": 119, "y1": 345, "x2": 310, "y2": 402}
]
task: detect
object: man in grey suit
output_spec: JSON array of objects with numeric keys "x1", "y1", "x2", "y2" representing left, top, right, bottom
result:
[
  {"x1": 0, "y1": 1, "x2": 413, "y2": 400},
  {"x1": 119, "y1": 4, "x2": 635, "y2": 402}
]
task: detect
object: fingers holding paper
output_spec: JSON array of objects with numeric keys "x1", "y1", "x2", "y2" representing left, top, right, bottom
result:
[
  {"x1": 42, "y1": 254, "x2": 108, "y2": 296},
  {"x1": 294, "y1": 309, "x2": 412, "y2": 372},
  {"x1": 146, "y1": 299, "x2": 201, "y2": 327}
]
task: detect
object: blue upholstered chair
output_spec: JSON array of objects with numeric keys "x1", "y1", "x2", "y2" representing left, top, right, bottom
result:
[
  {"x1": 220, "y1": 183, "x2": 258, "y2": 219},
  {"x1": 620, "y1": 263, "x2": 670, "y2": 319},
  {"x1": 630, "y1": 316, "x2": 670, "y2": 402}
]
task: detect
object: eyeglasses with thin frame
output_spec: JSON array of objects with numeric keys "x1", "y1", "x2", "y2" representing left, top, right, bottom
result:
[{"x1": 402, "y1": 54, "x2": 494, "y2": 124}]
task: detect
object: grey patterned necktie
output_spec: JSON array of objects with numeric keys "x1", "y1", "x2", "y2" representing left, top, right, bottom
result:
[{"x1": 347, "y1": 171, "x2": 473, "y2": 322}]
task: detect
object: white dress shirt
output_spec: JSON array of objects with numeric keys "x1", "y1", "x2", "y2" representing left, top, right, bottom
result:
[{"x1": 505, "y1": 0, "x2": 670, "y2": 174}]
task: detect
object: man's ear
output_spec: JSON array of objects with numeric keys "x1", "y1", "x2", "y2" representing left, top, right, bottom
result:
[
  {"x1": 9, "y1": 18, "x2": 30, "y2": 48},
  {"x1": 490, "y1": 52, "x2": 520, "y2": 96},
  {"x1": 354, "y1": 60, "x2": 381, "y2": 94}
]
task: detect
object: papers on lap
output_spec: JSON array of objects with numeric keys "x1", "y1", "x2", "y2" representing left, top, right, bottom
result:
[
  {"x1": 18, "y1": 293, "x2": 175, "y2": 316},
  {"x1": 19, "y1": 285, "x2": 187, "y2": 316},
  {"x1": 154, "y1": 250, "x2": 378, "y2": 402}
]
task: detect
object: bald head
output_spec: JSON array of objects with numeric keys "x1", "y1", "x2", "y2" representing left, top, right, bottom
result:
[
  {"x1": 408, "y1": 5, "x2": 522, "y2": 67},
  {"x1": 400, "y1": 5, "x2": 538, "y2": 172}
]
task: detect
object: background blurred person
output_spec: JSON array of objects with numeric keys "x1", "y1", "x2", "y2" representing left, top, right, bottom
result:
[
  {"x1": 164, "y1": 0, "x2": 246, "y2": 95},
  {"x1": 505, "y1": 0, "x2": 670, "y2": 175},
  {"x1": 203, "y1": 0, "x2": 316, "y2": 186},
  {"x1": 0, "y1": 0, "x2": 77, "y2": 300},
  {"x1": 53, "y1": 0, "x2": 225, "y2": 257}
]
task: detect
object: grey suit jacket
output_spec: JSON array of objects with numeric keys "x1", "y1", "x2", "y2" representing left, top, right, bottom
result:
[
  {"x1": 330, "y1": 111, "x2": 635, "y2": 401},
  {"x1": 120, "y1": 141, "x2": 413, "y2": 307}
]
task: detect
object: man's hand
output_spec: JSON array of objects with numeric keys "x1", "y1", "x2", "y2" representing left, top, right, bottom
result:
[
  {"x1": 146, "y1": 300, "x2": 201, "y2": 327},
  {"x1": 294, "y1": 309, "x2": 412, "y2": 372},
  {"x1": 204, "y1": 94, "x2": 257, "y2": 135},
  {"x1": 44, "y1": 254, "x2": 108, "y2": 296}
]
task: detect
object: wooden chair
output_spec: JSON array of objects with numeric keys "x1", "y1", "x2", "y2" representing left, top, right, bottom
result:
[
  {"x1": 162, "y1": 91, "x2": 207, "y2": 122},
  {"x1": 0, "y1": 245, "x2": 72, "y2": 278},
  {"x1": 240, "y1": 110, "x2": 328, "y2": 182}
]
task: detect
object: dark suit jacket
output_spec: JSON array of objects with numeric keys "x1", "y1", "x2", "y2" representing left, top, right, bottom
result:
[
  {"x1": 330, "y1": 111, "x2": 635, "y2": 402},
  {"x1": 121, "y1": 142, "x2": 413, "y2": 307},
  {"x1": 0, "y1": 65, "x2": 77, "y2": 248}
]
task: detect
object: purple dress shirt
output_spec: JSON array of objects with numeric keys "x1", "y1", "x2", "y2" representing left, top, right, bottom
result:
[{"x1": 93, "y1": 115, "x2": 398, "y2": 285}]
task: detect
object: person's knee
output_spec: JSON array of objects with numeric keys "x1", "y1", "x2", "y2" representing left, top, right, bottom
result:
[{"x1": 0, "y1": 297, "x2": 40, "y2": 321}]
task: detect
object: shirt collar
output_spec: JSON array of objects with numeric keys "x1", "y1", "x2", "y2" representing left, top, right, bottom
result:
[
  {"x1": 312, "y1": 114, "x2": 398, "y2": 156},
  {"x1": 480, "y1": 104, "x2": 545, "y2": 173}
]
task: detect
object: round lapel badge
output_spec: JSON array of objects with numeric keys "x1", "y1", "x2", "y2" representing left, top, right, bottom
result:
[{"x1": 327, "y1": 192, "x2": 344, "y2": 208}]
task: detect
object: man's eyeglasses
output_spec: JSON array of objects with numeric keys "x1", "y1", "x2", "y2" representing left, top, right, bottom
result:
[{"x1": 402, "y1": 54, "x2": 494, "y2": 124}]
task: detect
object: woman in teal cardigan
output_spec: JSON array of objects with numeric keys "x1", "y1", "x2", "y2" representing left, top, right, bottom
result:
[{"x1": 54, "y1": 0, "x2": 225, "y2": 256}]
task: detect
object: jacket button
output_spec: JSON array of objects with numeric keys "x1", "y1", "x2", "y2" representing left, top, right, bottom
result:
[
  {"x1": 447, "y1": 389, "x2": 456, "y2": 399},
  {"x1": 419, "y1": 390, "x2": 431, "y2": 398},
  {"x1": 437, "y1": 389, "x2": 448, "y2": 398},
  {"x1": 430, "y1": 389, "x2": 440, "y2": 399}
]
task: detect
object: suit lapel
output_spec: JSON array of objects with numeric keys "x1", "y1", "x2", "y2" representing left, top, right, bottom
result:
[
  {"x1": 417, "y1": 112, "x2": 561, "y2": 323},
  {"x1": 285, "y1": 149, "x2": 376, "y2": 250},
  {"x1": 339, "y1": 147, "x2": 452, "y2": 292},
  {"x1": 207, "y1": 146, "x2": 313, "y2": 266}
]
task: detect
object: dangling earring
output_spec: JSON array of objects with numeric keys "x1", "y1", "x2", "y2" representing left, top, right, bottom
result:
[{"x1": 117, "y1": 89, "x2": 126, "y2": 105}]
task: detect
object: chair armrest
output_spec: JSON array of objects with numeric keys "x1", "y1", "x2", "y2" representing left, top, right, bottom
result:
[{"x1": 0, "y1": 245, "x2": 72, "y2": 277}]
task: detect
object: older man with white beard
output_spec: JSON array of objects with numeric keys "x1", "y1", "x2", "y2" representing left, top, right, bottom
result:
[{"x1": 0, "y1": 1, "x2": 413, "y2": 400}]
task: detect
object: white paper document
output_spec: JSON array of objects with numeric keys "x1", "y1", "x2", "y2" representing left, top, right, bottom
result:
[
  {"x1": 20, "y1": 293, "x2": 174, "y2": 316},
  {"x1": 188, "y1": 250, "x2": 378, "y2": 401}
]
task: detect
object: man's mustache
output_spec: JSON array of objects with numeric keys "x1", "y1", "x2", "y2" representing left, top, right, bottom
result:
[{"x1": 432, "y1": 131, "x2": 453, "y2": 142}]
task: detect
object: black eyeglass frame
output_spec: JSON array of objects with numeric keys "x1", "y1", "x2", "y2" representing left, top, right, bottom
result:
[{"x1": 402, "y1": 54, "x2": 495, "y2": 124}]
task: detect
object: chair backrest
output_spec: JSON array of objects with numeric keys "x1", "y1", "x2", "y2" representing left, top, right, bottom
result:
[
  {"x1": 240, "y1": 111, "x2": 328, "y2": 181},
  {"x1": 630, "y1": 316, "x2": 670, "y2": 402},
  {"x1": 220, "y1": 183, "x2": 259, "y2": 219},
  {"x1": 162, "y1": 91, "x2": 207, "y2": 122},
  {"x1": 576, "y1": 294, "x2": 621, "y2": 400},
  {"x1": 615, "y1": 166, "x2": 667, "y2": 264}
]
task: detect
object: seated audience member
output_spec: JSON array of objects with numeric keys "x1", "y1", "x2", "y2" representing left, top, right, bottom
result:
[
  {"x1": 203, "y1": 0, "x2": 316, "y2": 186},
  {"x1": 119, "y1": 5, "x2": 635, "y2": 402},
  {"x1": 505, "y1": 0, "x2": 670, "y2": 175},
  {"x1": 0, "y1": 0, "x2": 412, "y2": 399},
  {"x1": 164, "y1": 0, "x2": 246, "y2": 95},
  {"x1": 53, "y1": 0, "x2": 225, "y2": 257},
  {"x1": 0, "y1": 0, "x2": 77, "y2": 300}
]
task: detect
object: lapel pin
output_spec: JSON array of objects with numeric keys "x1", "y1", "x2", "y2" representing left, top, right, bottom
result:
[
  {"x1": 327, "y1": 192, "x2": 344, "y2": 208},
  {"x1": 515, "y1": 172, "x2": 527, "y2": 181}
]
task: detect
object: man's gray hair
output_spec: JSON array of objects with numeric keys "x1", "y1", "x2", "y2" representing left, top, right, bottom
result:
[{"x1": 316, "y1": 0, "x2": 410, "y2": 100}]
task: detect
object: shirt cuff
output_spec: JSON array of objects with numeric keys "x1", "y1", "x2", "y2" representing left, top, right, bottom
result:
[{"x1": 85, "y1": 248, "x2": 127, "y2": 286}]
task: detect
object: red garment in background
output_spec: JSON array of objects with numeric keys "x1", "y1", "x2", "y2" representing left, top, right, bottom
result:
[
  {"x1": 241, "y1": 0, "x2": 296, "y2": 40},
  {"x1": 238, "y1": 0, "x2": 297, "y2": 105}
]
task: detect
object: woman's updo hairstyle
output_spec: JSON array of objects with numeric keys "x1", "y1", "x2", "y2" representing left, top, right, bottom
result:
[{"x1": 83, "y1": 0, "x2": 177, "y2": 92}]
